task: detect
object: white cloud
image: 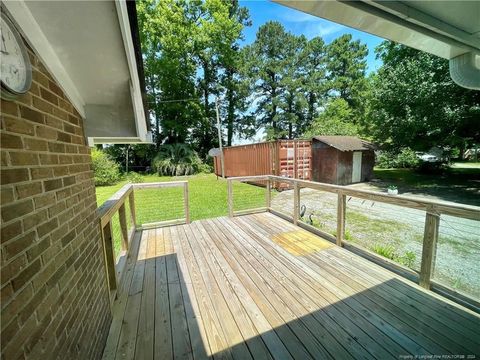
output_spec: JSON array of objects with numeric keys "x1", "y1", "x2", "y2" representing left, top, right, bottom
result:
[{"x1": 304, "y1": 22, "x2": 346, "y2": 39}]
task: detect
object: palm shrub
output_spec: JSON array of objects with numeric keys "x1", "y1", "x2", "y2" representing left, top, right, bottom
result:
[
  {"x1": 152, "y1": 144, "x2": 203, "y2": 176},
  {"x1": 91, "y1": 148, "x2": 121, "y2": 186}
]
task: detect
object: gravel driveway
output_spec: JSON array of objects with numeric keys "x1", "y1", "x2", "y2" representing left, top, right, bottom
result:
[{"x1": 271, "y1": 186, "x2": 479, "y2": 299}]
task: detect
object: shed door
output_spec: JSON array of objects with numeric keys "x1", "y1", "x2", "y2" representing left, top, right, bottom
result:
[{"x1": 352, "y1": 152, "x2": 362, "y2": 183}]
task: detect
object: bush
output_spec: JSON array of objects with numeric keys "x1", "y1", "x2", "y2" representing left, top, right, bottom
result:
[
  {"x1": 152, "y1": 143, "x2": 204, "y2": 176},
  {"x1": 91, "y1": 148, "x2": 121, "y2": 186},
  {"x1": 124, "y1": 171, "x2": 144, "y2": 184},
  {"x1": 376, "y1": 148, "x2": 420, "y2": 169}
]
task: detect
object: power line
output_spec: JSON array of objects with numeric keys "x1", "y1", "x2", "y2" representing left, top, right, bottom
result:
[{"x1": 148, "y1": 98, "x2": 199, "y2": 104}]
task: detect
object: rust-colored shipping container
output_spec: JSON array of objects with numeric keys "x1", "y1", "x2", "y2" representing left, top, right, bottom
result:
[{"x1": 213, "y1": 140, "x2": 312, "y2": 185}]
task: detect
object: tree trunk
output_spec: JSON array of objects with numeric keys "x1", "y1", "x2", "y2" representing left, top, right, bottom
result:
[{"x1": 226, "y1": 68, "x2": 235, "y2": 146}]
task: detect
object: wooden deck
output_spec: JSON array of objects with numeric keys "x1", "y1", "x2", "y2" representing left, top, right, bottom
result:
[{"x1": 102, "y1": 213, "x2": 480, "y2": 360}]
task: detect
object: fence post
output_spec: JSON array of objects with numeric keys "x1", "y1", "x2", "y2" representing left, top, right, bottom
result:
[
  {"x1": 266, "y1": 178, "x2": 271, "y2": 209},
  {"x1": 228, "y1": 179, "x2": 233, "y2": 217},
  {"x1": 184, "y1": 182, "x2": 190, "y2": 224},
  {"x1": 118, "y1": 203, "x2": 129, "y2": 251},
  {"x1": 128, "y1": 190, "x2": 136, "y2": 230},
  {"x1": 293, "y1": 181, "x2": 300, "y2": 225},
  {"x1": 336, "y1": 193, "x2": 346, "y2": 247},
  {"x1": 102, "y1": 221, "x2": 117, "y2": 293},
  {"x1": 419, "y1": 208, "x2": 440, "y2": 289}
]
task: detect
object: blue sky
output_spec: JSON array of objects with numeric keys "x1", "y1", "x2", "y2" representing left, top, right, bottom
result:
[{"x1": 238, "y1": 0, "x2": 386, "y2": 73}]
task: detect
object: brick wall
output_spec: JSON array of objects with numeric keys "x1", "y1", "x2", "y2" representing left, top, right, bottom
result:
[{"x1": 1, "y1": 44, "x2": 111, "y2": 358}]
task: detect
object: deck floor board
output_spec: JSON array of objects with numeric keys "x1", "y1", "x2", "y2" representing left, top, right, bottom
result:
[{"x1": 102, "y1": 213, "x2": 480, "y2": 360}]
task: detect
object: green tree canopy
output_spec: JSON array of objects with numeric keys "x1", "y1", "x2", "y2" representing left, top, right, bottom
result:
[{"x1": 368, "y1": 41, "x2": 480, "y2": 152}]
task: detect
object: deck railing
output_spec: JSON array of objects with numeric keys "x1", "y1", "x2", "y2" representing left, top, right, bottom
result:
[
  {"x1": 97, "y1": 181, "x2": 189, "y2": 303},
  {"x1": 227, "y1": 175, "x2": 480, "y2": 310}
]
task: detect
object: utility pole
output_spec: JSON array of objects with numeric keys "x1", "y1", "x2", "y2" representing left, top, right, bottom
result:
[{"x1": 215, "y1": 97, "x2": 225, "y2": 178}]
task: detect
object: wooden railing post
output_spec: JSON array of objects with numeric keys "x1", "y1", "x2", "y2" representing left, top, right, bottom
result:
[
  {"x1": 184, "y1": 182, "x2": 190, "y2": 224},
  {"x1": 128, "y1": 190, "x2": 136, "y2": 229},
  {"x1": 266, "y1": 178, "x2": 271, "y2": 209},
  {"x1": 419, "y1": 208, "x2": 440, "y2": 289},
  {"x1": 293, "y1": 181, "x2": 300, "y2": 225},
  {"x1": 227, "y1": 179, "x2": 233, "y2": 217},
  {"x1": 102, "y1": 221, "x2": 117, "y2": 293},
  {"x1": 336, "y1": 193, "x2": 346, "y2": 247},
  {"x1": 118, "y1": 203, "x2": 129, "y2": 251}
]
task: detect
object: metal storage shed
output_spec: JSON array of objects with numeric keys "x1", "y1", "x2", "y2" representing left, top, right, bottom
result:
[
  {"x1": 213, "y1": 140, "x2": 312, "y2": 180},
  {"x1": 311, "y1": 136, "x2": 375, "y2": 185}
]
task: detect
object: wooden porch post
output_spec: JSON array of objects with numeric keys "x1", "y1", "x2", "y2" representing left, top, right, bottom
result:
[
  {"x1": 118, "y1": 204, "x2": 129, "y2": 251},
  {"x1": 419, "y1": 208, "x2": 440, "y2": 289},
  {"x1": 266, "y1": 178, "x2": 271, "y2": 209},
  {"x1": 336, "y1": 193, "x2": 346, "y2": 247},
  {"x1": 293, "y1": 181, "x2": 300, "y2": 225},
  {"x1": 128, "y1": 190, "x2": 136, "y2": 229},
  {"x1": 102, "y1": 221, "x2": 117, "y2": 293},
  {"x1": 184, "y1": 182, "x2": 190, "y2": 224},
  {"x1": 228, "y1": 179, "x2": 233, "y2": 217}
]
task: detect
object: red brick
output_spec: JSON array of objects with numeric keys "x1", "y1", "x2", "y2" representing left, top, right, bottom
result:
[
  {"x1": 1, "y1": 168, "x2": 29, "y2": 185},
  {"x1": 19, "y1": 106, "x2": 44, "y2": 124},
  {"x1": 1, "y1": 150, "x2": 8, "y2": 166},
  {"x1": 37, "y1": 218, "x2": 58, "y2": 238},
  {"x1": 48, "y1": 142, "x2": 65, "y2": 153},
  {"x1": 24, "y1": 138, "x2": 48, "y2": 151},
  {"x1": 1, "y1": 221, "x2": 22, "y2": 242},
  {"x1": 22, "y1": 210, "x2": 48, "y2": 231},
  {"x1": 32, "y1": 70, "x2": 49, "y2": 87},
  {"x1": 12, "y1": 259, "x2": 41, "y2": 291},
  {"x1": 45, "y1": 115, "x2": 63, "y2": 130},
  {"x1": 53, "y1": 166, "x2": 69, "y2": 177},
  {"x1": 1, "y1": 255, "x2": 27, "y2": 287},
  {"x1": 1, "y1": 100, "x2": 18, "y2": 116},
  {"x1": 1, "y1": 199, "x2": 34, "y2": 222},
  {"x1": 15, "y1": 182, "x2": 43, "y2": 199},
  {"x1": 9, "y1": 152, "x2": 39, "y2": 166},
  {"x1": 58, "y1": 98, "x2": 73, "y2": 113},
  {"x1": 1, "y1": 133, "x2": 23, "y2": 149},
  {"x1": 33, "y1": 193, "x2": 56, "y2": 209},
  {"x1": 44, "y1": 179, "x2": 62, "y2": 192},
  {"x1": 57, "y1": 131, "x2": 71, "y2": 143},
  {"x1": 3, "y1": 231, "x2": 36, "y2": 260},
  {"x1": 40, "y1": 87, "x2": 58, "y2": 105},
  {"x1": 30, "y1": 167, "x2": 53, "y2": 180},
  {"x1": 59, "y1": 154, "x2": 72, "y2": 164},
  {"x1": 33, "y1": 96, "x2": 53, "y2": 114},
  {"x1": 3, "y1": 117, "x2": 35, "y2": 136},
  {"x1": 35, "y1": 125, "x2": 57, "y2": 140},
  {"x1": 39, "y1": 153, "x2": 59, "y2": 165},
  {"x1": 67, "y1": 114, "x2": 79, "y2": 126},
  {"x1": 0, "y1": 188, "x2": 15, "y2": 205},
  {"x1": 48, "y1": 81, "x2": 64, "y2": 98}
]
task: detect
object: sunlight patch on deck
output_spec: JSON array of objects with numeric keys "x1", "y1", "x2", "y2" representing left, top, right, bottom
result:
[{"x1": 270, "y1": 230, "x2": 333, "y2": 256}]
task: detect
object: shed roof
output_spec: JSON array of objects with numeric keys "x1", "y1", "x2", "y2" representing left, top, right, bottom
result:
[{"x1": 313, "y1": 136, "x2": 375, "y2": 151}]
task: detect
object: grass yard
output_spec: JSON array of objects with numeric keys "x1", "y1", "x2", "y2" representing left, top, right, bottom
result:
[
  {"x1": 96, "y1": 174, "x2": 266, "y2": 256},
  {"x1": 372, "y1": 162, "x2": 480, "y2": 206}
]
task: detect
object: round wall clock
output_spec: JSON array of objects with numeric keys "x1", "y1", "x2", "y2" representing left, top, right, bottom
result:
[{"x1": 0, "y1": 11, "x2": 32, "y2": 100}]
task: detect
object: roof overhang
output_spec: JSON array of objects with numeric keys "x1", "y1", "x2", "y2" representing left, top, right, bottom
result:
[
  {"x1": 3, "y1": 0, "x2": 152, "y2": 145},
  {"x1": 273, "y1": 0, "x2": 480, "y2": 89}
]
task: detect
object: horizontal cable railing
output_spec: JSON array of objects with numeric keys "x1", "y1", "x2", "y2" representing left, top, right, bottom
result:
[
  {"x1": 227, "y1": 175, "x2": 480, "y2": 310},
  {"x1": 97, "y1": 181, "x2": 189, "y2": 303}
]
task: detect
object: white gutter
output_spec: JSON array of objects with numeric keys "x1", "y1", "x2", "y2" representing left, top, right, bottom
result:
[{"x1": 449, "y1": 52, "x2": 480, "y2": 90}]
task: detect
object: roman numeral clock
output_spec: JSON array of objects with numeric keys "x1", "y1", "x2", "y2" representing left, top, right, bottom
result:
[{"x1": 0, "y1": 10, "x2": 32, "y2": 100}]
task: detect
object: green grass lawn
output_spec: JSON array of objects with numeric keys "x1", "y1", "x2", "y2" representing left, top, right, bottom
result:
[
  {"x1": 372, "y1": 162, "x2": 480, "y2": 206},
  {"x1": 96, "y1": 174, "x2": 266, "y2": 256}
]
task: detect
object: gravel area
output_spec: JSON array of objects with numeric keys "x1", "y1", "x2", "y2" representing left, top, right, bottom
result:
[{"x1": 271, "y1": 187, "x2": 479, "y2": 298}]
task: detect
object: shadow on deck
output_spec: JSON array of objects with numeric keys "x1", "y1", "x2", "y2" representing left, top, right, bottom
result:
[{"x1": 102, "y1": 213, "x2": 480, "y2": 360}]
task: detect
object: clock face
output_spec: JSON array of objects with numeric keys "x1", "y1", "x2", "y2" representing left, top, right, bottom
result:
[{"x1": 0, "y1": 13, "x2": 32, "y2": 96}]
